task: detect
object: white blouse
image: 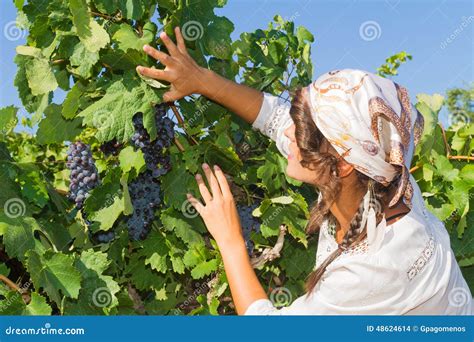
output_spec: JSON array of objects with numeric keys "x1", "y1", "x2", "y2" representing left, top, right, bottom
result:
[{"x1": 245, "y1": 92, "x2": 474, "y2": 315}]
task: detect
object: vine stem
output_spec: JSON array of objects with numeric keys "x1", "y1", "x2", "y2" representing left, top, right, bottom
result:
[
  {"x1": 438, "y1": 123, "x2": 452, "y2": 156},
  {"x1": 0, "y1": 275, "x2": 31, "y2": 304},
  {"x1": 127, "y1": 283, "x2": 146, "y2": 315},
  {"x1": 250, "y1": 224, "x2": 287, "y2": 268},
  {"x1": 173, "y1": 137, "x2": 185, "y2": 152},
  {"x1": 0, "y1": 275, "x2": 20, "y2": 292},
  {"x1": 90, "y1": 11, "x2": 120, "y2": 22},
  {"x1": 51, "y1": 59, "x2": 66, "y2": 65},
  {"x1": 169, "y1": 103, "x2": 199, "y2": 145},
  {"x1": 448, "y1": 155, "x2": 474, "y2": 161}
]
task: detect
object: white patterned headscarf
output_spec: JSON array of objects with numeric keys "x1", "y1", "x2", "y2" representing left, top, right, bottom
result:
[{"x1": 307, "y1": 68, "x2": 425, "y2": 251}]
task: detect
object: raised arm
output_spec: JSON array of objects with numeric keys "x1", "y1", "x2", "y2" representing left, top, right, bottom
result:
[
  {"x1": 137, "y1": 26, "x2": 292, "y2": 157},
  {"x1": 137, "y1": 27, "x2": 262, "y2": 124}
]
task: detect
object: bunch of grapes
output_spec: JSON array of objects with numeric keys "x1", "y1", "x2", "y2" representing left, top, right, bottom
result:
[
  {"x1": 237, "y1": 202, "x2": 262, "y2": 254},
  {"x1": 130, "y1": 105, "x2": 175, "y2": 178},
  {"x1": 126, "y1": 171, "x2": 162, "y2": 241},
  {"x1": 99, "y1": 138, "x2": 123, "y2": 156},
  {"x1": 66, "y1": 141, "x2": 100, "y2": 209},
  {"x1": 67, "y1": 142, "x2": 115, "y2": 243}
]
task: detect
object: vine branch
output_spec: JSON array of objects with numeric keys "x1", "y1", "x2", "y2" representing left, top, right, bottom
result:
[
  {"x1": 169, "y1": 103, "x2": 199, "y2": 145},
  {"x1": 250, "y1": 224, "x2": 287, "y2": 268},
  {"x1": 127, "y1": 283, "x2": 146, "y2": 315},
  {"x1": 0, "y1": 274, "x2": 20, "y2": 292},
  {"x1": 410, "y1": 155, "x2": 474, "y2": 173}
]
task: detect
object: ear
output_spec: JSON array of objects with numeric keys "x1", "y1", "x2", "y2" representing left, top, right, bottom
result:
[{"x1": 337, "y1": 159, "x2": 355, "y2": 178}]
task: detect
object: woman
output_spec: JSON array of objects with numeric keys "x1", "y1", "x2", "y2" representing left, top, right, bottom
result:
[{"x1": 136, "y1": 27, "x2": 473, "y2": 315}]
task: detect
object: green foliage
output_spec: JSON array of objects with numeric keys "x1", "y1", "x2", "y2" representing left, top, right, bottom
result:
[
  {"x1": 377, "y1": 51, "x2": 412, "y2": 78},
  {"x1": 0, "y1": 0, "x2": 472, "y2": 316}
]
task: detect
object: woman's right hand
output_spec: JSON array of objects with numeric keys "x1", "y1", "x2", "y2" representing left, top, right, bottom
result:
[{"x1": 136, "y1": 26, "x2": 207, "y2": 102}]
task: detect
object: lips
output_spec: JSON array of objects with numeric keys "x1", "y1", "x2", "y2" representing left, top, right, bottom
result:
[{"x1": 288, "y1": 153, "x2": 292, "y2": 160}]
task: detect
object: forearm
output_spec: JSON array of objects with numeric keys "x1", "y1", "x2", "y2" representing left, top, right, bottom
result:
[
  {"x1": 219, "y1": 237, "x2": 268, "y2": 315},
  {"x1": 198, "y1": 68, "x2": 264, "y2": 125}
]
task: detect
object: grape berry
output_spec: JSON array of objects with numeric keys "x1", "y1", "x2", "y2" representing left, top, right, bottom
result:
[{"x1": 237, "y1": 203, "x2": 261, "y2": 254}]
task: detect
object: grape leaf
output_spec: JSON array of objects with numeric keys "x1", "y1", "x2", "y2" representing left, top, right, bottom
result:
[
  {"x1": 63, "y1": 249, "x2": 120, "y2": 314},
  {"x1": 0, "y1": 106, "x2": 18, "y2": 135},
  {"x1": 26, "y1": 250, "x2": 82, "y2": 305},
  {"x1": 78, "y1": 72, "x2": 162, "y2": 142},
  {"x1": 69, "y1": 42, "x2": 100, "y2": 78},
  {"x1": 0, "y1": 214, "x2": 45, "y2": 262},
  {"x1": 36, "y1": 104, "x2": 83, "y2": 145},
  {"x1": 113, "y1": 22, "x2": 157, "y2": 52},
  {"x1": 0, "y1": 292, "x2": 52, "y2": 315},
  {"x1": 25, "y1": 57, "x2": 58, "y2": 96},
  {"x1": 118, "y1": 146, "x2": 145, "y2": 174},
  {"x1": 69, "y1": 0, "x2": 90, "y2": 39}
]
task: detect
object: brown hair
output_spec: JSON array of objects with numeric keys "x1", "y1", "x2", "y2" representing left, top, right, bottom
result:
[{"x1": 288, "y1": 87, "x2": 392, "y2": 294}]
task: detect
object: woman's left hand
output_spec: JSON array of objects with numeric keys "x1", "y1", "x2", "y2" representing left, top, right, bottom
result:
[{"x1": 186, "y1": 163, "x2": 244, "y2": 248}]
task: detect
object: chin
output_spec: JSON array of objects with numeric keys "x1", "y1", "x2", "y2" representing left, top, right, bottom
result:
[{"x1": 285, "y1": 165, "x2": 301, "y2": 182}]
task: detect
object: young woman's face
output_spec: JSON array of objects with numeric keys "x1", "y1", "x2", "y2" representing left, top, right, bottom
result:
[{"x1": 284, "y1": 123, "x2": 324, "y2": 184}]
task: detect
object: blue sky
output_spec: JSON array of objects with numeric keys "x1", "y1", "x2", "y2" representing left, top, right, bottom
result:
[{"x1": 0, "y1": 0, "x2": 472, "y2": 128}]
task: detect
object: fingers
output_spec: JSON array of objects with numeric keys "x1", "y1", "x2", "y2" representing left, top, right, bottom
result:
[
  {"x1": 159, "y1": 31, "x2": 179, "y2": 56},
  {"x1": 212, "y1": 165, "x2": 233, "y2": 200},
  {"x1": 186, "y1": 193, "x2": 204, "y2": 214},
  {"x1": 136, "y1": 66, "x2": 172, "y2": 82},
  {"x1": 195, "y1": 173, "x2": 212, "y2": 204},
  {"x1": 143, "y1": 45, "x2": 173, "y2": 66},
  {"x1": 201, "y1": 163, "x2": 222, "y2": 199},
  {"x1": 163, "y1": 89, "x2": 181, "y2": 102},
  {"x1": 175, "y1": 26, "x2": 187, "y2": 54}
]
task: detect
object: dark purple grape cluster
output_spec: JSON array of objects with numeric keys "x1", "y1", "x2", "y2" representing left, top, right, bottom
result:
[
  {"x1": 126, "y1": 171, "x2": 162, "y2": 241},
  {"x1": 100, "y1": 138, "x2": 123, "y2": 156},
  {"x1": 66, "y1": 141, "x2": 100, "y2": 209},
  {"x1": 94, "y1": 230, "x2": 115, "y2": 243},
  {"x1": 130, "y1": 105, "x2": 175, "y2": 178},
  {"x1": 237, "y1": 203, "x2": 262, "y2": 254}
]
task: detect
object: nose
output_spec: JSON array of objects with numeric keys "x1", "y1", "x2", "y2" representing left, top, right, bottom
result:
[{"x1": 284, "y1": 124, "x2": 296, "y2": 142}]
